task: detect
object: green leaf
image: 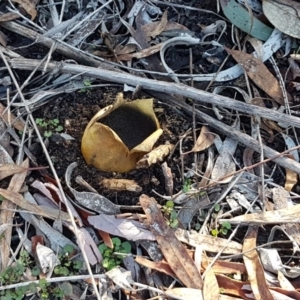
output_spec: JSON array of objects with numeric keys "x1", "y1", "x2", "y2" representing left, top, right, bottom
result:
[
  {"x1": 44, "y1": 131, "x2": 52, "y2": 137},
  {"x1": 220, "y1": 0, "x2": 273, "y2": 41},
  {"x1": 166, "y1": 200, "x2": 174, "y2": 208},
  {"x1": 59, "y1": 282, "x2": 73, "y2": 296},
  {"x1": 102, "y1": 257, "x2": 112, "y2": 269},
  {"x1": 98, "y1": 243, "x2": 108, "y2": 254},
  {"x1": 120, "y1": 241, "x2": 131, "y2": 253},
  {"x1": 73, "y1": 260, "x2": 83, "y2": 270},
  {"x1": 39, "y1": 278, "x2": 48, "y2": 288},
  {"x1": 112, "y1": 237, "x2": 121, "y2": 247},
  {"x1": 211, "y1": 229, "x2": 219, "y2": 237},
  {"x1": 222, "y1": 222, "x2": 231, "y2": 230},
  {"x1": 170, "y1": 218, "x2": 179, "y2": 228},
  {"x1": 220, "y1": 228, "x2": 228, "y2": 235},
  {"x1": 31, "y1": 266, "x2": 41, "y2": 276},
  {"x1": 55, "y1": 125, "x2": 64, "y2": 132},
  {"x1": 214, "y1": 204, "x2": 220, "y2": 212},
  {"x1": 63, "y1": 244, "x2": 75, "y2": 254},
  {"x1": 28, "y1": 282, "x2": 37, "y2": 293}
]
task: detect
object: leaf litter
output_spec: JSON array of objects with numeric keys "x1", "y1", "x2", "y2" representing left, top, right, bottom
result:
[{"x1": 1, "y1": 0, "x2": 300, "y2": 299}]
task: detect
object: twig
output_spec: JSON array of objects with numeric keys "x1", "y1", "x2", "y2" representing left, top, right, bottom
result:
[{"x1": 9, "y1": 58, "x2": 300, "y2": 129}]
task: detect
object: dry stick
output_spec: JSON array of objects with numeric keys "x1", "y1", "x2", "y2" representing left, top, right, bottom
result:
[
  {"x1": 9, "y1": 58, "x2": 300, "y2": 129},
  {"x1": 0, "y1": 21, "x2": 116, "y2": 70},
  {"x1": 9, "y1": 58, "x2": 300, "y2": 174},
  {"x1": 173, "y1": 98, "x2": 300, "y2": 175}
]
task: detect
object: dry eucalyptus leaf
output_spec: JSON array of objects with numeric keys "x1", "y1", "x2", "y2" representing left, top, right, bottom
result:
[
  {"x1": 81, "y1": 93, "x2": 162, "y2": 173},
  {"x1": 243, "y1": 227, "x2": 274, "y2": 300},
  {"x1": 65, "y1": 162, "x2": 120, "y2": 215},
  {"x1": 35, "y1": 243, "x2": 60, "y2": 274},
  {"x1": 263, "y1": 0, "x2": 300, "y2": 39},
  {"x1": 88, "y1": 214, "x2": 155, "y2": 241},
  {"x1": 191, "y1": 126, "x2": 215, "y2": 152},
  {"x1": 141, "y1": 10, "x2": 168, "y2": 39},
  {"x1": 226, "y1": 47, "x2": 284, "y2": 105},
  {"x1": 165, "y1": 288, "x2": 204, "y2": 300},
  {"x1": 11, "y1": 0, "x2": 37, "y2": 20}
]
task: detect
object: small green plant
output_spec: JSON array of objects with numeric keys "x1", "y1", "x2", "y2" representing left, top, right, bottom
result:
[
  {"x1": 98, "y1": 237, "x2": 131, "y2": 271},
  {"x1": 211, "y1": 221, "x2": 231, "y2": 237},
  {"x1": 53, "y1": 244, "x2": 83, "y2": 276},
  {"x1": 210, "y1": 204, "x2": 232, "y2": 236},
  {"x1": 0, "y1": 249, "x2": 73, "y2": 300},
  {"x1": 80, "y1": 79, "x2": 92, "y2": 92},
  {"x1": 162, "y1": 200, "x2": 179, "y2": 228},
  {"x1": 182, "y1": 178, "x2": 192, "y2": 193},
  {"x1": 35, "y1": 118, "x2": 64, "y2": 137}
]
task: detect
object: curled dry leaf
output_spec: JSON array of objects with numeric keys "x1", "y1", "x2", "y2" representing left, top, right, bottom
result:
[
  {"x1": 141, "y1": 10, "x2": 168, "y2": 39},
  {"x1": 211, "y1": 121, "x2": 239, "y2": 183},
  {"x1": 65, "y1": 162, "x2": 120, "y2": 215},
  {"x1": 191, "y1": 126, "x2": 215, "y2": 152},
  {"x1": 100, "y1": 178, "x2": 142, "y2": 192},
  {"x1": 136, "y1": 144, "x2": 174, "y2": 169},
  {"x1": 0, "y1": 103, "x2": 25, "y2": 132},
  {"x1": 11, "y1": 0, "x2": 37, "y2": 20},
  {"x1": 81, "y1": 93, "x2": 162, "y2": 173},
  {"x1": 35, "y1": 243, "x2": 60, "y2": 274}
]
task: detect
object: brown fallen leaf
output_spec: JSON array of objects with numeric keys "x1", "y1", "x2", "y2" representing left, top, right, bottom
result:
[
  {"x1": 97, "y1": 230, "x2": 113, "y2": 249},
  {"x1": 203, "y1": 268, "x2": 219, "y2": 300},
  {"x1": 0, "y1": 163, "x2": 46, "y2": 181},
  {"x1": 243, "y1": 226, "x2": 274, "y2": 300},
  {"x1": 165, "y1": 287, "x2": 203, "y2": 299},
  {"x1": 139, "y1": 194, "x2": 203, "y2": 289},
  {"x1": 285, "y1": 155, "x2": 298, "y2": 192},
  {"x1": 191, "y1": 126, "x2": 215, "y2": 153},
  {"x1": 226, "y1": 47, "x2": 284, "y2": 105},
  {"x1": 0, "y1": 163, "x2": 28, "y2": 181},
  {"x1": 0, "y1": 188, "x2": 72, "y2": 221},
  {"x1": 221, "y1": 204, "x2": 300, "y2": 224},
  {"x1": 0, "y1": 12, "x2": 20, "y2": 22},
  {"x1": 0, "y1": 103, "x2": 26, "y2": 131},
  {"x1": 0, "y1": 31, "x2": 7, "y2": 47},
  {"x1": 278, "y1": 271, "x2": 295, "y2": 291},
  {"x1": 202, "y1": 258, "x2": 246, "y2": 275},
  {"x1": 0, "y1": 158, "x2": 29, "y2": 270},
  {"x1": 141, "y1": 10, "x2": 168, "y2": 39},
  {"x1": 100, "y1": 178, "x2": 142, "y2": 192},
  {"x1": 11, "y1": 0, "x2": 37, "y2": 20},
  {"x1": 136, "y1": 144, "x2": 174, "y2": 169},
  {"x1": 135, "y1": 256, "x2": 176, "y2": 277},
  {"x1": 175, "y1": 228, "x2": 242, "y2": 255},
  {"x1": 117, "y1": 43, "x2": 162, "y2": 61},
  {"x1": 216, "y1": 275, "x2": 251, "y2": 299},
  {"x1": 269, "y1": 286, "x2": 300, "y2": 299}
]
